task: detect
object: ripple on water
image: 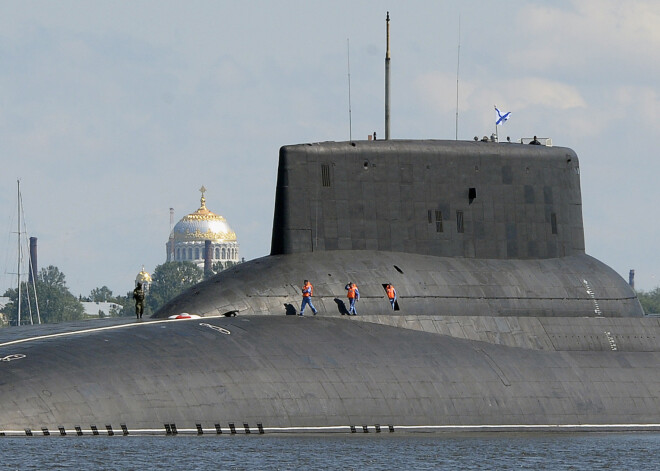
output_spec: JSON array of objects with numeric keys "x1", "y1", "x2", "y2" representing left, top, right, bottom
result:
[{"x1": 1, "y1": 433, "x2": 660, "y2": 470}]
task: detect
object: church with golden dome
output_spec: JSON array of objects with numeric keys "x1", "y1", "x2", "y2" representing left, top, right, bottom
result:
[
  {"x1": 135, "y1": 266, "x2": 152, "y2": 291},
  {"x1": 165, "y1": 186, "x2": 240, "y2": 270}
]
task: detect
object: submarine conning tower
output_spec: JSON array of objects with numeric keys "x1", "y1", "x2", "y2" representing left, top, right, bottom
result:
[
  {"x1": 154, "y1": 139, "x2": 642, "y2": 319},
  {"x1": 271, "y1": 139, "x2": 584, "y2": 259}
]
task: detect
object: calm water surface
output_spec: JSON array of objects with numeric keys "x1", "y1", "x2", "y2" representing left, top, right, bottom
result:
[{"x1": 1, "y1": 433, "x2": 658, "y2": 470}]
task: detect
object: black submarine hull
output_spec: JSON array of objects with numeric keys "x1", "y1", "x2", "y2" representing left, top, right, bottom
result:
[
  {"x1": 0, "y1": 140, "x2": 652, "y2": 435},
  {"x1": 2, "y1": 314, "x2": 660, "y2": 435}
]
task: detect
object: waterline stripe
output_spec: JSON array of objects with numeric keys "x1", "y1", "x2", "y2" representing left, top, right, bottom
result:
[{"x1": 5, "y1": 423, "x2": 660, "y2": 437}]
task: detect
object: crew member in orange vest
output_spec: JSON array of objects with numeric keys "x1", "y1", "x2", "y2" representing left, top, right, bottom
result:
[
  {"x1": 344, "y1": 282, "x2": 360, "y2": 315},
  {"x1": 299, "y1": 280, "x2": 318, "y2": 316},
  {"x1": 385, "y1": 283, "x2": 397, "y2": 310}
]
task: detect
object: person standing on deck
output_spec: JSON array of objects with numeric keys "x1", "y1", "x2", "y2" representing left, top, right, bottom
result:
[
  {"x1": 300, "y1": 280, "x2": 318, "y2": 316},
  {"x1": 133, "y1": 283, "x2": 145, "y2": 319},
  {"x1": 385, "y1": 283, "x2": 397, "y2": 310},
  {"x1": 345, "y1": 282, "x2": 360, "y2": 315}
]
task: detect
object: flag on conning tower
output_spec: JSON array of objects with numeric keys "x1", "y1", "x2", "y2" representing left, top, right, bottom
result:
[{"x1": 495, "y1": 105, "x2": 511, "y2": 125}]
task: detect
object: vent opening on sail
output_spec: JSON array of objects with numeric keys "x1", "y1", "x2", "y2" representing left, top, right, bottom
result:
[
  {"x1": 321, "y1": 164, "x2": 331, "y2": 187},
  {"x1": 468, "y1": 187, "x2": 476, "y2": 204},
  {"x1": 456, "y1": 211, "x2": 464, "y2": 233}
]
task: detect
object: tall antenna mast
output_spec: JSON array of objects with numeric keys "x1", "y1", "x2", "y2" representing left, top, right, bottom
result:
[
  {"x1": 385, "y1": 11, "x2": 391, "y2": 140},
  {"x1": 455, "y1": 16, "x2": 461, "y2": 140},
  {"x1": 347, "y1": 38, "x2": 352, "y2": 142}
]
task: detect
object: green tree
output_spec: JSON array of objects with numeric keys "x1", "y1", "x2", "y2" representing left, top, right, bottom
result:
[
  {"x1": 211, "y1": 260, "x2": 238, "y2": 276},
  {"x1": 637, "y1": 288, "x2": 660, "y2": 314},
  {"x1": 111, "y1": 292, "x2": 133, "y2": 317},
  {"x1": 147, "y1": 261, "x2": 203, "y2": 313},
  {"x1": 82, "y1": 286, "x2": 138, "y2": 318},
  {"x1": 89, "y1": 286, "x2": 113, "y2": 302},
  {"x1": 1, "y1": 284, "x2": 41, "y2": 326},
  {"x1": 114, "y1": 288, "x2": 155, "y2": 318},
  {"x1": 2, "y1": 265, "x2": 84, "y2": 325}
]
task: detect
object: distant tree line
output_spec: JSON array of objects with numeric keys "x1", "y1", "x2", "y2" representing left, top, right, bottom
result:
[
  {"x1": 2, "y1": 266, "x2": 84, "y2": 325},
  {"x1": 637, "y1": 288, "x2": 660, "y2": 314},
  {"x1": 1, "y1": 261, "x2": 205, "y2": 326}
]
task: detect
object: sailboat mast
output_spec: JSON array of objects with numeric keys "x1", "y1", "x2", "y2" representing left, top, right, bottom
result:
[{"x1": 17, "y1": 179, "x2": 21, "y2": 326}]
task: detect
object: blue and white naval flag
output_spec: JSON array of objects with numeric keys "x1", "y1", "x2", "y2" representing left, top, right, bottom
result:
[{"x1": 495, "y1": 105, "x2": 511, "y2": 125}]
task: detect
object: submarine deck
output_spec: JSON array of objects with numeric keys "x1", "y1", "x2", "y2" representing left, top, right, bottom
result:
[{"x1": 3, "y1": 314, "x2": 660, "y2": 435}]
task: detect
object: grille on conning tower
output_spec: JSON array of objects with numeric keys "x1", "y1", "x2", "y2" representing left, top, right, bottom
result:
[{"x1": 321, "y1": 164, "x2": 331, "y2": 187}]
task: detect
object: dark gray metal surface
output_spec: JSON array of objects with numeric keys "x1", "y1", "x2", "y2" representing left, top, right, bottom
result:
[
  {"x1": 272, "y1": 140, "x2": 583, "y2": 259},
  {"x1": 155, "y1": 251, "x2": 641, "y2": 319},
  {"x1": 2, "y1": 315, "x2": 660, "y2": 434},
  {"x1": 0, "y1": 139, "x2": 652, "y2": 436}
]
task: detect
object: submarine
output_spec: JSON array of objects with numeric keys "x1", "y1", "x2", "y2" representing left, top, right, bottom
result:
[
  {"x1": 0, "y1": 14, "x2": 656, "y2": 436},
  {"x1": 1, "y1": 137, "x2": 658, "y2": 437}
]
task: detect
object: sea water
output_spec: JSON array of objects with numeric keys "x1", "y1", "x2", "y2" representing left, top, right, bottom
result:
[{"x1": 1, "y1": 433, "x2": 658, "y2": 470}]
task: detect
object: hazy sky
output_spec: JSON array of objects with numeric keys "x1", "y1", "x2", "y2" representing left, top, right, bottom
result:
[{"x1": 1, "y1": 0, "x2": 659, "y2": 297}]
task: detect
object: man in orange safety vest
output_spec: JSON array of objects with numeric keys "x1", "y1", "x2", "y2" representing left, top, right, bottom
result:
[
  {"x1": 345, "y1": 282, "x2": 360, "y2": 315},
  {"x1": 299, "y1": 280, "x2": 318, "y2": 316},
  {"x1": 385, "y1": 283, "x2": 397, "y2": 310}
]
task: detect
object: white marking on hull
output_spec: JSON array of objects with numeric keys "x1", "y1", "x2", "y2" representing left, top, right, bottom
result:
[
  {"x1": 200, "y1": 323, "x2": 231, "y2": 335},
  {"x1": 0, "y1": 316, "x2": 226, "y2": 348},
  {"x1": 582, "y1": 279, "x2": 602, "y2": 316},
  {"x1": 5, "y1": 423, "x2": 660, "y2": 437},
  {"x1": 604, "y1": 331, "x2": 618, "y2": 351},
  {"x1": 0, "y1": 354, "x2": 26, "y2": 362}
]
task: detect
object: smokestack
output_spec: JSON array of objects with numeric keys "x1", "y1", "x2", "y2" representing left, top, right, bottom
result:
[
  {"x1": 28, "y1": 237, "x2": 37, "y2": 284},
  {"x1": 169, "y1": 207, "x2": 175, "y2": 261},
  {"x1": 204, "y1": 240, "x2": 213, "y2": 278},
  {"x1": 385, "y1": 11, "x2": 391, "y2": 140},
  {"x1": 629, "y1": 269, "x2": 635, "y2": 289}
]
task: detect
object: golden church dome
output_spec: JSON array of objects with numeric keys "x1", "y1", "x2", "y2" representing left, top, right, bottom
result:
[
  {"x1": 136, "y1": 267, "x2": 152, "y2": 283},
  {"x1": 170, "y1": 186, "x2": 237, "y2": 243}
]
